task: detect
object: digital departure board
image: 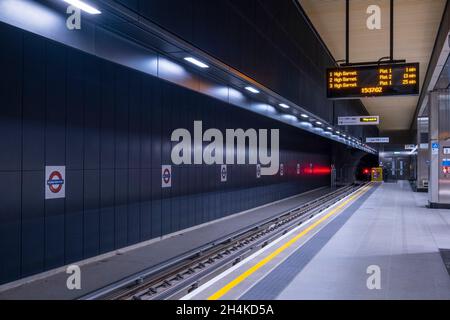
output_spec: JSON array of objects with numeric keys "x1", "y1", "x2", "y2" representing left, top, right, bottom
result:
[
  {"x1": 338, "y1": 116, "x2": 379, "y2": 125},
  {"x1": 327, "y1": 63, "x2": 419, "y2": 99}
]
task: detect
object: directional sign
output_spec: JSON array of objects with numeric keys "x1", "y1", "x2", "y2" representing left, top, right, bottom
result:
[
  {"x1": 161, "y1": 165, "x2": 172, "y2": 188},
  {"x1": 338, "y1": 116, "x2": 379, "y2": 126},
  {"x1": 45, "y1": 166, "x2": 66, "y2": 200},
  {"x1": 220, "y1": 165, "x2": 227, "y2": 182},
  {"x1": 432, "y1": 142, "x2": 439, "y2": 155},
  {"x1": 366, "y1": 137, "x2": 389, "y2": 143}
]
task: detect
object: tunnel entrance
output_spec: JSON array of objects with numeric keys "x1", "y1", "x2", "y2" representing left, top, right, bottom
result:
[{"x1": 355, "y1": 154, "x2": 379, "y2": 181}]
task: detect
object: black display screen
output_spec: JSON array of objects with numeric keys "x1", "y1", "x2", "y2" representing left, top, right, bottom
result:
[{"x1": 326, "y1": 63, "x2": 419, "y2": 99}]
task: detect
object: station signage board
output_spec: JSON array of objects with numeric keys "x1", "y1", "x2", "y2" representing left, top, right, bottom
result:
[
  {"x1": 45, "y1": 166, "x2": 66, "y2": 200},
  {"x1": 338, "y1": 116, "x2": 379, "y2": 126},
  {"x1": 327, "y1": 63, "x2": 419, "y2": 99},
  {"x1": 366, "y1": 137, "x2": 390, "y2": 143},
  {"x1": 405, "y1": 144, "x2": 416, "y2": 150}
]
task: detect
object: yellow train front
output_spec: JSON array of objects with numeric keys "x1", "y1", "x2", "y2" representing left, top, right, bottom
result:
[{"x1": 358, "y1": 167, "x2": 383, "y2": 182}]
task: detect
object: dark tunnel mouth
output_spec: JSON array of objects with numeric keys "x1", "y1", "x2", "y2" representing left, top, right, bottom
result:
[{"x1": 355, "y1": 153, "x2": 380, "y2": 182}]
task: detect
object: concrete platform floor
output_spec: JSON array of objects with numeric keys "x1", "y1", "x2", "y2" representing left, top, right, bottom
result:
[{"x1": 275, "y1": 181, "x2": 450, "y2": 299}]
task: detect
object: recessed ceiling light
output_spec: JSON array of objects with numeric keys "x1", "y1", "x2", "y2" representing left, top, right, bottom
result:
[
  {"x1": 63, "y1": 0, "x2": 101, "y2": 14},
  {"x1": 327, "y1": 127, "x2": 332, "y2": 130},
  {"x1": 279, "y1": 103, "x2": 290, "y2": 109},
  {"x1": 336, "y1": 131, "x2": 340, "y2": 134},
  {"x1": 245, "y1": 86, "x2": 260, "y2": 94},
  {"x1": 300, "y1": 114, "x2": 309, "y2": 118},
  {"x1": 184, "y1": 57, "x2": 209, "y2": 68},
  {"x1": 283, "y1": 114, "x2": 297, "y2": 121},
  {"x1": 316, "y1": 121, "x2": 322, "y2": 125}
]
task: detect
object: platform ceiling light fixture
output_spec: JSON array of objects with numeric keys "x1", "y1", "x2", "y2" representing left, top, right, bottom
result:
[
  {"x1": 300, "y1": 114, "x2": 309, "y2": 118},
  {"x1": 63, "y1": 0, "x2": 101, "y2": 14},
  {"x1": 245, "y1": 86, "x2": 260, "y2": 94},
  {"x1": 315, "y1": 121, "x2": 322, "y2": 125},
  {"x1": 283, "y1": 114, "x2": 297, "y2": 121},
  {"x1": 279, "y1": 103, "x2": 290, "y2": 109},
  {"x1": 327, "y1": 127, "x2": 333, "y2": 130},
  {"x1": 184, "y1": 57, "x2": 209, "y2": 69},
  {"x1": 300, "y1": 121, "x2": 312, "y2": 127},
  {"x1": 336, "y1": 131, "x2": 340, "y2": 134}
]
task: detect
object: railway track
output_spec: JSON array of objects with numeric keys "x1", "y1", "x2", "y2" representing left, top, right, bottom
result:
[{"x1": 81, "y1": 183, "x2": 368, "y2": 301}]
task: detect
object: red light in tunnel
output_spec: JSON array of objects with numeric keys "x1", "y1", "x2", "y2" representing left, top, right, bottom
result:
[{"x1": 363, "y1": 168, "x2": 370, "y2": 175}]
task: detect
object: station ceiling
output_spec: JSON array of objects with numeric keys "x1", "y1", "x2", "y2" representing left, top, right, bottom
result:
[{"x1": 299, "y1": 0, "x2": 446, "y2": 131}]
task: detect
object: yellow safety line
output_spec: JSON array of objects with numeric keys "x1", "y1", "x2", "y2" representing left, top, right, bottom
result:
[{"x1": 207, "y1": 183, "x2": 372, "y2": 300}]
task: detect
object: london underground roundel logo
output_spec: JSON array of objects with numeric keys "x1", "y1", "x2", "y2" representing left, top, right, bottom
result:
[
  {"x1": 163, "y1": 168, "x2": 171, "y2": 184},
  {"x1": 47, "y1": 171, "x2": 64, "y2": 193}
]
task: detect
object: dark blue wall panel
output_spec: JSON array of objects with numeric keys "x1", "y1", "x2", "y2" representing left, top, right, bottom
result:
[
  {"x1": 128, "y1": 169, "x2": 141, "y2": 245},
  {"x1": 114, "y1": 169, "x2": 128, "y2": 248},
  {"x1": 22, "y1": 33, "x2": 45, "y2": 172},
  {"x1": 0, "y1": 23, "x2": 22, "y2": 172},
  {"x1": 66, "y1": 51, "x2": 84, "y2": 171},
  {"x1": 84, "y1": 171, "x2": 100, "y2": 258},
  {"x1": 21, "y1": 171, "x2": 45, "y2": 277},
  {"x1": 99, "y1": 169, "x2": 115, "y2": 254},
  {"x1": 65, "y1": 170, "x2": 83, "y2": 264}
]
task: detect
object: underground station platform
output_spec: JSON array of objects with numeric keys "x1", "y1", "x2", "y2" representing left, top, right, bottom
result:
[
  {"x1": 0, "y1": 0, "x2": 450, "y2": 314},
  {"x1": 1, "y1": 181, "x2": 450, "y2": 302}
]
